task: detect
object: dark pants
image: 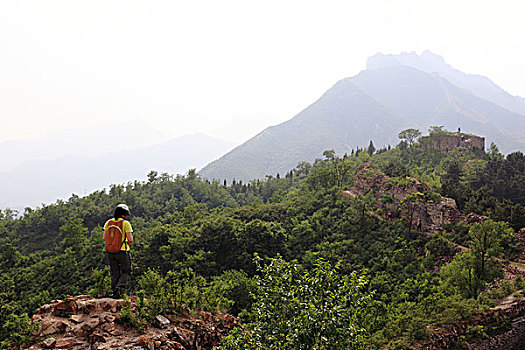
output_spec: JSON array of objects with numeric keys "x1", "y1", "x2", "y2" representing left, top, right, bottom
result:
[{"x1": 106, "y1": 251, "x2": 132, "y2": 293}]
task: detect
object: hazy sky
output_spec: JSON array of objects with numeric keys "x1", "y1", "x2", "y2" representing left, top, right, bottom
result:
[{"x1": 2, "y1": 0, "x2": 524, "y2": 143}]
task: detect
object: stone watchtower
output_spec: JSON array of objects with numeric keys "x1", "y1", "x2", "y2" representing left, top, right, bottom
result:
[{"x1": 422, "y1": 132, "x2": 485, "y2": 152}]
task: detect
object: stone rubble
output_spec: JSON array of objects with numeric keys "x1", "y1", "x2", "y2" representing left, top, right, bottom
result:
[
  {"x1": 154, "y1": 315, "x2": 171, "y2": 329},
  {"x1": 24, "y1": 295, "x2": 239, "y2": 350}
]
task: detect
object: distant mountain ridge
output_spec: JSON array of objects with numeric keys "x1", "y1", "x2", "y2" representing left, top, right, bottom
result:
[
  {"x1": 367, "y1": 50, "x2": 525, "y2": 116},
  {"x1": 0, "y1": 133, "x2": 237, "y2": 209},
  {"x1": 200, "y1": 52, "x2": 525, "y2": 182},
  {"x1": 0, "y1": 121, "x2": 171, "y2": 172}
]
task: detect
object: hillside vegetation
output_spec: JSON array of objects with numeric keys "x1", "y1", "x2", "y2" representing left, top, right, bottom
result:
[{"x1": 2, "y1": 128, "x2": 525, "y2": 349}]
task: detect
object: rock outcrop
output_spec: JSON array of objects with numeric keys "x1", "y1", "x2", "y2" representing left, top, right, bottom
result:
[
  {"x1": 24, "y1": 295, "x2": 239, "y2": 350},
  {"x1": 344, "y1": 163, "x2": 463, "y2": 231}
]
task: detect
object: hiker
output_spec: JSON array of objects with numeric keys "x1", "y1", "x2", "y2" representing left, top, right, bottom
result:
[
  {"x1": 103, "y1": 204, "x2": 133, "y2": 298},
  {"x1": 417, "y1": 218, "x2": 422, "y2": 232}
]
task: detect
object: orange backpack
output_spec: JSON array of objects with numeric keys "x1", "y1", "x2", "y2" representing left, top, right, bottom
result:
[{"x1": 104, "y1": 219, "x2": 127, "y2": 253}]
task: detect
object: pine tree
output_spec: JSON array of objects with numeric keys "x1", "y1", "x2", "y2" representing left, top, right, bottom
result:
[{"x1": 367, "y1": 140, "x2": 376, "y2": 155}]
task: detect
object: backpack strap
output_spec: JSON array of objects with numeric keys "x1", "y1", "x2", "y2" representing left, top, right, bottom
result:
[{"x1": 121, "y1": 220, "x2": 129, "y2": 250}]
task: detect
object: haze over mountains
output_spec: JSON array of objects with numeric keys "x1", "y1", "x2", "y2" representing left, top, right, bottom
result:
[
  {"x1": 0, "y1": 121, "x2": 171, "y2": 172},
  {"x1": 0, "y1": 132, "x2": 236, "y2": 209},
  {"x1": 200, "y1": 51, "x2": 525, "y2": 182},
  {"x1": 5, "y1": 51, "x2": 525, "y2": 209}
]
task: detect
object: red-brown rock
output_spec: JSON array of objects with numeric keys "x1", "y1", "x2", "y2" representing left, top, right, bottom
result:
[
  {"x1": 89, "y1": 332, "x2": 106, "y2": 344},
  {"x1": 54, "y1": 338, "x2": 84, "y2": 349},
  {"x1": 466, "y1": 212, "x2": 489, "y2": 224},
  {"x1": 42, "y1": 337, "x2": 56, "y2": 348},
  {"x1": 53, "y1": 296, "x2": 78, "y2": 316},
  {"x1": 25, "y1": 295, "x2": 238, "y2": 350},
  {"x1": 68, "y1": 315, "x2": 83, "y2": 324},
  {"x1": 137, "y1": 335, "x2": 155, "y2": 350}
]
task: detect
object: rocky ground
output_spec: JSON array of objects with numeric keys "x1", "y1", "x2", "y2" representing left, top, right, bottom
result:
[{"x1": 23, "y1": 295, "x2": 239, "y2": 350}]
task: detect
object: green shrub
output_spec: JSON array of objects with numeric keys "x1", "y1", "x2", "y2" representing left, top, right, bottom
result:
[
  {"x1": 515, "y1": 275, "x2": 525, "y2": 290},
  {"x1": 0, "y1": 313, "x2": 40, "y2": 349},
  {"x1": 116, "y1": 296, "x2": 147, "y2": 333},
  {"x1": 115, "y1": 268, "x2": 238, "y2": 332},
  {"x1": 212, "y1": 270, "x2": 254, "y2": 316},
  {"x1": 426, "y1": 236, "x2": 454, "y2": 257},
  {"x1": 88, "y1": 267, "x2": 112, "y2": 297},
  {"x1": 466, "y1": 324, "x2": 488, "y2": 340},
  {"x1": 221, "y1": 255, "x2": 371, "y2": 350}
]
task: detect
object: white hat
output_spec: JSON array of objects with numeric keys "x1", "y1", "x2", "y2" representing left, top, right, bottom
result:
[{"x1": 116, "y1": 203, "x2": 130, "y2": 213}]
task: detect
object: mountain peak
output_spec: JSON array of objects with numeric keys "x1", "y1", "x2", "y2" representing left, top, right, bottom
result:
[
  {"x1": 366, "y1": 51, "x2": 525, "y2": 116},
  {"x1": 366, "y1": 51, "x2": 449, "y2": 73}
]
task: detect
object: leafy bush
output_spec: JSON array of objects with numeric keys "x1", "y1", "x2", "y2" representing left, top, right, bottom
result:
[
  {"x1": 443, "y1": 221, "x2": 470, "y2": 246},
  {"x1": 116, "y1": 267, "x2": 238, "y2": 330},
  {"x1": 466, "y1": 324, "x2": 488, "y2": 340},
  {"x1": 210, "y1": 270, "x2": 254, "y2": 316},
  {"x1": 0, "y1": 313, "x2": 39, "y2": 349},
  {"x1": 88, "y1": 267, "x2": 112, "y2": 297},
  {"x1": 116, "y1": 296, "x2": 148, "y2": 333},
  {"x1": 515, "y1": 275, "x2": 525, "y2": 290},
  {"x1": 426, "y1": 236, "x2": 454, "y2": 258},
  {"x1": 221, "y1": 255, "x2": 371, "y2": 349}
]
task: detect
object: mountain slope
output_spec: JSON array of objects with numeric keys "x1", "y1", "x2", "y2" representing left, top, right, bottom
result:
[
  {"x1": 200, "y1": 80, "x2": 412, "y2": 182},
  {"x1": 200, "y1": 55, "x2": 525, "y2": 182},
  {"x1": 0, "y1": 133, "x2": 236, "y2": 208}
]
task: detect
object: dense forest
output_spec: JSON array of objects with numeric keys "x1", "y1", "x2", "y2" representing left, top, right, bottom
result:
[{"x1": 1, "y1": 127, "x2": 525, "y2": 349}]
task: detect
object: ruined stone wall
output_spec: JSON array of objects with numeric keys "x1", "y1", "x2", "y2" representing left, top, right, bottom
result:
[
  {"x1": 423, "y1": 133, "x2": 485, "y2": 151},
  {"x1": 465, "y1": 135, "x2": 485, "y2": 150}
]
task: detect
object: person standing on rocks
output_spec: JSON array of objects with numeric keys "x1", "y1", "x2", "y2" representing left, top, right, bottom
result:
[{"x1": 103, "y1": 204, "x2": 133, "y2": 298}]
